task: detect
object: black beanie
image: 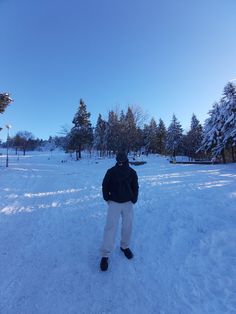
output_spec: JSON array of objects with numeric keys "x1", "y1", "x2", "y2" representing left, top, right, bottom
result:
[{"x1": 116, "y1": 152, "x2": 128, "y2": 162}]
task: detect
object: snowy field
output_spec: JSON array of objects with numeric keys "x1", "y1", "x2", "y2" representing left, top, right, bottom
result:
[{"x1": 0, "y1": 151, "x2": 236, "y2": 314}]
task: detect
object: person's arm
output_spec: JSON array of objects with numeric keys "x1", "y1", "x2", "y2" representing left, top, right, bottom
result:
[
  {"x1": 131, "y1": 171, "x2": 139, "y2": 204},
  {"x1": 102, "y1": 170, "x2": 111, "y2": 201}
]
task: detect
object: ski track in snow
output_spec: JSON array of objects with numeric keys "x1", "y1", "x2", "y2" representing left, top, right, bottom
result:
[{"x1": 0, "y1": 152, "x2": 236, "y2": 314}]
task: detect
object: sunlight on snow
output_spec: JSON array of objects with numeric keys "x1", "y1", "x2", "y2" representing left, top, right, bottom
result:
[
  {"x1": 140, "y1": 172, "x2": 192, "y2": 180},
  {"x1": 24, "y1": 188, "x2": 84, "y2": 198},
  {"x1": 9, "y1": 167, "x2": 29, "y2": 172},
  {"x1": 1, "y1": 195, "x2": 102, "y2": 215},
  {"x1": 219, "y1": 173, "x2": 236, "y2": 178},
  {"x1": 196, "y1": 180, "x2": 230, "y2": 190},
  {"x1": 1, "y1": 205, "x2": 32, "y2": 215},
  {"x1": 149, "y1": 180, "x2": 182, "y2": 186}
]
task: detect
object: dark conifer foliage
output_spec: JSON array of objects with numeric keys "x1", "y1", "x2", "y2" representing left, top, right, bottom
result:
[
  {"x1": 199, "y1": 82, "x2": 236, "y2": 162},
  {"x1": 94, "y1": 114, "x2": 108, "y2": 156},
  {"x1": 124, "y1": 107, "x2": 138, "y2": 152},
  {"x1": 184, "y1": 114, "x2": 203, "y2": 160},
  {"x1": 0, "y1": 93, "x2": 13, "y2": 114},
  {"x1": 166, "y1": 114, "x2": 183, "y2": 157},
  {"x1": 67, "y1": 99, "x2": 93, "y2": 159},
  {"x1": 156, "y1": 119, "x2": 167, "y2": 155},
  {"x1": 106, "y1": 110, "x2": 120, "y2": 154}
]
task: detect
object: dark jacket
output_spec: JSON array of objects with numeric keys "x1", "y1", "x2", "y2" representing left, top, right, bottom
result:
[{"x1": 102, "y1": 161, "x2": 139, "y2": 204}]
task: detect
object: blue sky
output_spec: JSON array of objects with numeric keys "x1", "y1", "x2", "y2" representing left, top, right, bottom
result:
[{"x1": 0, "y1": 0, "x2": 236, "y2": 140}]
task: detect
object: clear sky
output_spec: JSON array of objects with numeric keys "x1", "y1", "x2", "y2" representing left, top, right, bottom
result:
[{"x1": 0, "y1": 0, "x2": 236, "y2": 140}]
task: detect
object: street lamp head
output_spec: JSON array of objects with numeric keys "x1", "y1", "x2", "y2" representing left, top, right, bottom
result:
[{"x1": 5, "y1": 124, "x2": 12, "y2": 129}]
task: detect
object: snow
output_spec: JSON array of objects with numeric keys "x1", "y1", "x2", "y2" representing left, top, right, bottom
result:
[{"x1": 0, "y1": 151, "x2": 236, "y2": 314}]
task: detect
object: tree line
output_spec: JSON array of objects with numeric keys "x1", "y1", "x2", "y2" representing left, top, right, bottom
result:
[
  {"x1": 1, "y1": 81, "x2": 236, "y2": 162},
  {"x1": 64, "y1": 81, "x2": 236, "y2": 163},
  {"x1": 63, "y1": 99, "x2": 204, "y2": 161}
]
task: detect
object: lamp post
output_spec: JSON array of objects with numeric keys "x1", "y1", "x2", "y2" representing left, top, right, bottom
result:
[{"x1": 6, "y1": 124, "x2": 11, "y2": 167}]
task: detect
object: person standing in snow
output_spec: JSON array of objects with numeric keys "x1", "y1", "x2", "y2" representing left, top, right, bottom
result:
[{"x1": 100, "y1": 151, "x2": 139, "y2": 271}]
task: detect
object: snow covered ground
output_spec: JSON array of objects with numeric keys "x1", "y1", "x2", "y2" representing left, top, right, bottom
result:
[{"x1": 0, "y1": 151, "x2": 236, "y2": 314}]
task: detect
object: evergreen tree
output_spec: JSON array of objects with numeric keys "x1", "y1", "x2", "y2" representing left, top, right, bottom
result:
[
  {"x1": 221, "y1": 82, "x2": 236, "y2": 161},
  {"x1": 95, "y1": 106, "x2": 145, "y2": 155},
  {"x1": 148, "y1": 118, "x2": 158, "y2": 153},
  {"x1": 124, "y1": 107, "x2": 138, "y2": 152},
  {"x1": 94, "y1": 114, "x2": 108, "y2": 156},
  {"x1": 156, "y1": 119, "x2": 167, "y2": 154},
  {"x1": 68, "y1": 99, "x2": 93, "y2": 159},
  {"x1": 0, "y1": 93, "x2": 13, "y2": 114},
  {"x1": 106, "y1": 110, "x2": 120, "y2": 154},
  {"x1": 166, "y1": 114, "x2": 183, "y2": 157},
  {"x1": 118, "y1": 110, "x2": 127, "y2": 151},
  {"x1": 143, "y1": 123, "x2": 151, "y2": 155},
  {"x1": 198, "y1": 82, "x2": 236, "y2": 162},
  {"x1": 135, "y1": 127, "x2": 144, "y2": 154},
  {"x1": 199, "y1": 101, "x2": 226, "y2": 162},
  {"x1": 184, "y1": 114, "x2": 203, "y2": 159}
]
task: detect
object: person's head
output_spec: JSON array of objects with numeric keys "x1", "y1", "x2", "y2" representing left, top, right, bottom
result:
[{"x1": 116, "y1": 151, "x2": 128, "y2": 166}]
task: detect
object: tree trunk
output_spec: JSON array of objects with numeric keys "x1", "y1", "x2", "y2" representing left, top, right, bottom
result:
[
  {"x1": 78, "y1": 144, "x2": 82, "y2": 159},
  {"x1": 221, "y1": 150, "x2": 226, "y2": 163},
  {"x1": 231, "y1": 146, "x2": 235, "y2": 162}
]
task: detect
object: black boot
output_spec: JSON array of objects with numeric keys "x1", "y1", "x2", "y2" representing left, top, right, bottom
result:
[
  {"x1": 100, "y1": 257, "x2": 108, "y2": 271},
  {"x1": 120, "y1": 247, "x2": 133, "y2": 259}
]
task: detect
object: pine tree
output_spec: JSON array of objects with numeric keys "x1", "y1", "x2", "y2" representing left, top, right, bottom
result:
[
  {"x1": 198, "y1": 82, "x2": 236, "y2": 162},
  {"x1": 124, "y1": 107, "x2": 138, "y2": 152},
  {"x1": 142, "y1": 123, "x2": 151, "y2": 155},
  {"x1": 166, "y1": 114, "x2": 183, "y2": 157},
  {"x1": 135, "y1": 127, "x2": 144, "y2": 154},
  {"x1": 156, "y1": 119, "x2": 167, "y2": 154},
  {"x1": 68, "y1": 99, "x2": 93, "y2": 159},
  {"x1": 94, "y1": 114, "x2": 108, "y2": 156},
  {"x1": 106, "y1": 110, "x2": 120, "y2": 154},
  {"x1": 184, "y1": 114, "x2": 203, "y2": 160},
  {"x1": 0, "y1": 93, "x2": 13, "y2": 114},
  {"x1": 148, "y1": 118, "x2": 158, "y2": 153},
  {"x1": 199, "y1": 101, "x2": 226, "y2": 162},
  {"x1": 117, "y1": 110, "x2": 127, "y2": 151},
  {"x1": 221, "y1": 82, "x2": 236, "y2": 161}
]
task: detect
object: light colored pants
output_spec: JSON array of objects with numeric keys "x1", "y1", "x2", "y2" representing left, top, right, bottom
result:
[{"x1": 100, "y1": 201, "x2": 134, "y2": 258}]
